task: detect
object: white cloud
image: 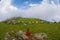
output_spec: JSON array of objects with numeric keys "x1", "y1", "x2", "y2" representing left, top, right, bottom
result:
[
  {"x1": 0, "y1": 0, "x2": 60, "y2": 22},
  {"x1": 22, "y1": 0, "x2": 60, "y2": 22},
  {"x1": 0, "y1": 0, "x2": 21, "y2": 21}
]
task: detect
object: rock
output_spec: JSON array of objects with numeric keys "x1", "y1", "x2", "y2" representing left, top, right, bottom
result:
[
  {"x1": 16, "y1": 30, "x2": 26, "y2": 40},
  {"x1": 41, "y1": 21, "x2": 45, "y2": 24},
  {"x1": 29, "y1": 22, "x2": 32, "y2": 24},
  {"x1": 21, "y1": 21, "x2": 24, "y2": 23},
  {"x1": 18, "y1": 21, "x2": 21, "y2": 23},
  {"x1": 32, "y1": 21, "x2": 35, "y2": 24},
  {"x1": 5, "y1": 31, "x2": 15, "y2": 40},
  {"x1": 32, "y1": 33, "x2": 48, "y2": 40},
  {"x1": 21, "y1": 21, "x2": 27, "y2": 26},
  {"x1": 12, "y1": 20, "x2": 17, "y2": 25},
  {"x1": 7, "y1": 21, "x2": 11, "y2": 24},
  {"x1": 36, "y1": 21, "x2": 39, "y2": 24},
  {"x1": 29, "y1": 21, "x2": 35, "y2": 24},
  {"x1": 4, "y1": 20, "x2": 11, "y2": 24},
  {"x1": 5, "y1": 30, "x2": 48, "y2": 40},
  {"x1": 40, "y1": 33, "x2": 48, "y2": 40},
  {"x1": 23, "y1": 23, "x2": 27, "y2": 26}
]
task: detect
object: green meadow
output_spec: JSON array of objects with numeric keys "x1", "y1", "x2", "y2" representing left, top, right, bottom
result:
[{"x1": 0, "y1": 18, "x2": 60, "y2": 40}]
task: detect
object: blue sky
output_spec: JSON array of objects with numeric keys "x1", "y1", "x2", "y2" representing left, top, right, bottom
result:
[
  {"x1": 49, "y1": 0, "x2": 60, "y2": 4},
  {"x1": 12, "y1": 0, "x2": 60, "y2": 7},
  {"x1": 1, "y1": 0, "x2": 60, "y2": 22},
  {"x1": 12, "y1": 0, "x2": 42, "y2": 8}
]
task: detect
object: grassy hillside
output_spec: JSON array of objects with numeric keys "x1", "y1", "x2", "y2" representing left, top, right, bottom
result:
[{"x1": 0, "y1": 18, "x2": 60, "y2": 40}]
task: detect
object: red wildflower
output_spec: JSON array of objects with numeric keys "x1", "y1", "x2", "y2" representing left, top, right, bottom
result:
[{"x1": 26, "y1": 28, "x2": 31, "y2": 37}]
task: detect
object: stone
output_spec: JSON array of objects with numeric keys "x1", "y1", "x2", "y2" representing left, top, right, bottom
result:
[
  {"x1": 41, "y1": 21, "x2": 45, "y2": 24},
  {"x1": 36, "y1": 21, "x2": 39, "y2": 24},
  {"x1": 5, "y1": 31, "x2": 15, "y2": 40},
  {"x1": 29, "y1": 21, "x2": 35, "y2": 24},
  {"x1": 7, "y1": 21, "x2": 11, "y2": 24},
  {"x1": 12, "y1": 20, "x2": 17, "y2": 25},
  {"x1": 29, "y1": 22, "x2": 32, "y2": 24},
  {"x1": 23, "y1": 23, "x2": 27, "y2": 26},
  {"x1": 32, "y1": 33, "x2": 48, "y2": 40},
  {"x1": 32, "y1": 21, "x2": 35, "y2": 24},
  {"x1": 16, "y1": 30, "x2": 25, "y2": 40},
  {"x1": 18, "y1": 21, "x2": 21, "y2": 23},
  {"x1": 21, "y1": 21, "x2": 24, "y2": 23}
]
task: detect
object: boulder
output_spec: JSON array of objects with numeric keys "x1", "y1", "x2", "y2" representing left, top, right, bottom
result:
[
  {"x1": 16, "y1": 30, "x2": 28, "y2": 40},
  {"x1": 12, "y1": 20, "x2": 17, "y2": 25},
  {"x1": 36, "y1": 21, "x2": 39, "y2": 24},
  {"x1": 32, "y1": 33, "x2": 48, "y2": 40},
  {"x1": 5, "y1": 31, "x2": 15, "y2": 40}
]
